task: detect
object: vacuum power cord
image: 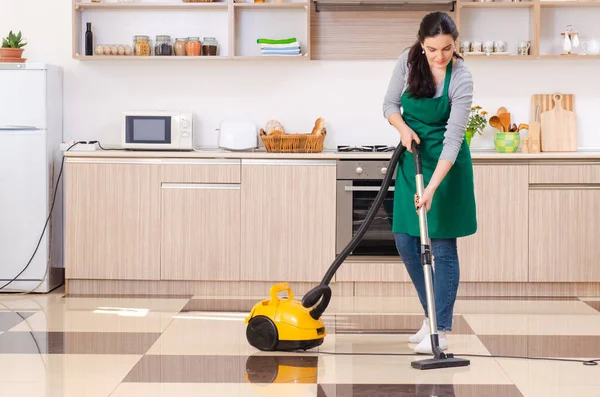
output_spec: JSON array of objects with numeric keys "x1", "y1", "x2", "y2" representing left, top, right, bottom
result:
[
  {"x1": 0, "y1": 141, "x2": 85, "y2": 292},
  {"x1": 316, "y1": 351, "x2": 599, "y2": 366}
]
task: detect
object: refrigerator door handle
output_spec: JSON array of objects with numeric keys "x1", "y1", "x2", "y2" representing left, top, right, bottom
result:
[{"x1": 0, "y1": 126, "x2": 39, "y2": 131}]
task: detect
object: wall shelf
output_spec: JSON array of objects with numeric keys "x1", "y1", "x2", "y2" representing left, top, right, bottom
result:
[
  {"x1": 456, "y1": 0, "x2": 600, "y2": 59},
  {"x1": 234, "y1": 2, "x2": 309, "y2": 8},
  {"x1": 458, "y1": 1, "x2": 535, "y2": 8},
  {"x1": 72, "y1": 0, "x2": 600, "y2": 60},
  {"x1": 72, "y1": 0, "x2": 310, "y2": 60},
  {"x1": 74, "y1": 1, "x2": 229, "y2": 10},
  {"x1": 313, "y1": 0, "x2": 455, "y2": 12}
]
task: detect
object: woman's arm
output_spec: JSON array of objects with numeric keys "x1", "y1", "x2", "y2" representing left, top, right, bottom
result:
[{"x1": 383, "y1": 51, "x2": 420, "y2": 151}]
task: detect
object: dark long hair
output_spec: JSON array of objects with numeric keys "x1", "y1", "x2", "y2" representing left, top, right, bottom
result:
[{"x1": 406, "y1": 12, "x2": 462, "y2": 99}]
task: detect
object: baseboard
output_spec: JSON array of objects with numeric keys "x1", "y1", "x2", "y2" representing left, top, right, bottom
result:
[{"x1": 65, "y1": 279, "x2": 600, "y2": 298}]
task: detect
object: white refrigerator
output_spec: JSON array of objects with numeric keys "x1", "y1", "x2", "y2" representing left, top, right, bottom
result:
[{"x1": 0, "y1": 63, "x2": 64, "y2": 293}]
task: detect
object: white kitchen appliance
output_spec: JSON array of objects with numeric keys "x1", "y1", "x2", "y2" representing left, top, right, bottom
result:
[
  {"x1": 217, "y1": 120, "x2": 258, "y2": 151},
  {"x1": 0, "y1": 63, "x2": 64, "y2": 293},
  {"x1": 121, "y1": 110, "x2": 193, "y2": 151}
]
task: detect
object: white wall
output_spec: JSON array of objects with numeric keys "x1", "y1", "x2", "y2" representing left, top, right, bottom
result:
[{"x1": 2, "y1": 0, "x2": 600, "y2": 151}]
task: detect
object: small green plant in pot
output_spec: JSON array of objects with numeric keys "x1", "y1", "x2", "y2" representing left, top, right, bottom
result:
[
  {"x1": 465, "y1": 106, "x2": 488, "y2": 146},
  {"x1": 1, "y1": 30, "x2": 27, "y2": 60}
]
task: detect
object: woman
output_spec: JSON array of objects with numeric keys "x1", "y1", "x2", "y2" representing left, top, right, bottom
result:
[{"x1": 382, "y1": 12, "x2": 477, "y2": 354}]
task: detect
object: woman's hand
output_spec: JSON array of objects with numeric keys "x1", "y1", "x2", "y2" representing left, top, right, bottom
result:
[
  {"x1": 415, "y1": 186, "x2": 435, "y2": 212},
  {"x1": 399, "y1": 124, "x2": 420, "y2": 153}
]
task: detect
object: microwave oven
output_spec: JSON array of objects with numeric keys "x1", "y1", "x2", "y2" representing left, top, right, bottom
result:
[{"x1": 121, "y1": 110, "x2": 193, "y2": 150}]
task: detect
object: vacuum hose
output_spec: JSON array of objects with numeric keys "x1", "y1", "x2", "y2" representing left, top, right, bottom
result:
[{"x1": 302, "y1": 141, "x2": 415, "y2": 319}]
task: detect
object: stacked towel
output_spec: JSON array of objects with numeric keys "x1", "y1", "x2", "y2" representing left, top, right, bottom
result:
[{"x1": 257, "y1": 38, "x2": 301, "y2": 56}]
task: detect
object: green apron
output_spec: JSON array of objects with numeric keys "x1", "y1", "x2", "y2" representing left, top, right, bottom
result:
[{"x1": 392, "y1": 60, "x2": 477, "y2": 239}]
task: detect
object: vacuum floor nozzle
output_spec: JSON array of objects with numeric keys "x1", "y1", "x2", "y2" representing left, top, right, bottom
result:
[{"x1": 411, "y1": 356, "x2": 471, "y2": 370}]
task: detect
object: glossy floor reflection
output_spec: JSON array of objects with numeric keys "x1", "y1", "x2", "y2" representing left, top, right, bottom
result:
[{"x1": 0, "y1": 291, "x2": 599, "y2": 397}]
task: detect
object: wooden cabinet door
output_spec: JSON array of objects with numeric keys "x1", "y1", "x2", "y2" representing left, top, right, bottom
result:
[
  {"x1": 240, "y1": 160, "x2": 336, "y2": 282},
  {"x1": 529, "y1": 186, "x2": 600, "y2": 282},
  {"x1": 65, "y1": 160, "x2": 161, "y2": 280},
  {"x1": 161, "y1": 183, "x2": 241, "y2": 281},
  {"x1": 457, "y1": 164, "x2": 529, "y2": 282}
]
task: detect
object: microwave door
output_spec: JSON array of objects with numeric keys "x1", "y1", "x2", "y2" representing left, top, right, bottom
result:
[{"x1": 125, "y1": 115, "x2": 172, "y2": 147}]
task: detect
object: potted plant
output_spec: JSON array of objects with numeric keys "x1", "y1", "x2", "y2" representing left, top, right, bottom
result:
[
  {"x1": 1, "y1": 30, "x2": 27, "y2": 60},
  {"x1": 465, "y1": 105, "x2": 488, "y2": 146}
]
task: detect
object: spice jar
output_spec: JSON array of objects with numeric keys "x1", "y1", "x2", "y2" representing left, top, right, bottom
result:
[
  {"x1": 133, "y1": 35, "x2": 151, "y2": 56},
  {"x1": 186, "y1": 37, "x2": 201, "y2": 56},
  {"x1": 174, "y1": 38, "x2": 187, "y2": 56},
  {"x1": 154, "y1": 35, "x2": 172, "y2": 56},
  {"x1": 202, "y1": 37, "x2": 218, "y2": 56}
]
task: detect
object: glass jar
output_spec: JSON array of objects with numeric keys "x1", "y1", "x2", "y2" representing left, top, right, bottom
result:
[
  {"x1": 186, "y1": 37, "x2": 201, "y2": 56},
  {"x1": 133, "y1": 35, "x2": 151, "y2": 56},
  {"x1": 154, "y1": 35, "x2": 172, "y2": 56},
  {"x1": 174, "y1": 38, "x2": 187, "y2": 56},
  {"x1": 202, "y1": 37, "x2": 218, "y2": 56}
]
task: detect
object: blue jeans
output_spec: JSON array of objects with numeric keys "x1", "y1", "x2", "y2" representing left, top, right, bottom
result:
[{"x1": 394, "y1": 233, "x2": 459, "y2": 332}]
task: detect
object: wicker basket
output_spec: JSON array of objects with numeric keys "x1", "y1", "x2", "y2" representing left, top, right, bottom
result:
[{"x1": 260, "y1": 128, "x2": 326, "y2": 153}]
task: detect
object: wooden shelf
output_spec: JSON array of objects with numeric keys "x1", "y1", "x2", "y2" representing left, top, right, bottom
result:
[
  {"x1": 463, "y1": 54, "x2": 535, "y2": 59},
  {"x1": 458, "y1": 1, "x2": 535, "y2": 8},
  {"x1": 538, "y1": 54, "x2": 600, "y2": 59},
  {"x1": 74, "y1": 54, "x2": 308, "y2": 60},
  {"x1": 74, "y1": 55, "x2": 229, "y2": 60},
  {"x1": 231, "y1": 55, "x2": 309, "y2": 59},
  {"x1": 539, "y1": 0, "x2": 600, "y2": 7},
  {"x1": 72, "y1": 0, "x2": 310, "y2": 59},
  {"x1": 233, "y1": 2, "x2": 308, "y2": 8},
  {"x1": 74, "y1": 1, "x2": 229, "y2": 10}
]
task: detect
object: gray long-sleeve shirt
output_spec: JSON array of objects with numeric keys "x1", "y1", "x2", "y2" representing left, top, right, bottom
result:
[{"x1": 382, "y1": 50, "x2": 474, "y2": 164}]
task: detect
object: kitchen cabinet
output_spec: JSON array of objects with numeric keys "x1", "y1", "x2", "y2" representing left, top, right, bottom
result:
[
  {"x1": 65, "y1": 159, "x2": 161, "y2": 280},
  {"x1": 159, "y1": 160, "x2": 241, "y2": 281},
  {"x1": 528, "y1": 163, "x2": 600, "y2": 282},
  {"x1": 160, "y1": 182, "x2": 241, "y2": 281},
  {"x1": 240, "y1": 160, "x2": 336, "y2": 282},
  {"x1": 457, "y1": 164, "x2": 529, "y2": 282}
]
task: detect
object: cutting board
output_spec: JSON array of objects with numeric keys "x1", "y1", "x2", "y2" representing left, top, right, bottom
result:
[
  {"x1": 539, "y1": 93, "x2": 577, "y2": 152},
  {"x1": 530, "y1": 93, "x2": 575, "y2": 122}
]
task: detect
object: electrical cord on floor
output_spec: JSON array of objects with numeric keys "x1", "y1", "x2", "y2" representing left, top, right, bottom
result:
[
  {"x1": 316, "y1": 351, "x2": 600, "y2": 366},
  {"x1": 0, "y1": 141, "x2": 86, "y2": 293}
]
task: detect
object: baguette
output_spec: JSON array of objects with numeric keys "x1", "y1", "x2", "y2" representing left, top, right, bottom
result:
[{"x1": 312, "y1": 117, "x2": 325, "y2": 136}]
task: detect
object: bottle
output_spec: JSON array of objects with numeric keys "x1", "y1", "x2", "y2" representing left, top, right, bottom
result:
[{"x1": 85, "y1": 22, "x2": 93, "y2": 56}]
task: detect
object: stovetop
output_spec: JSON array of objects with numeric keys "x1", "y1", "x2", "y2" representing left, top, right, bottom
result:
[{"x1": 336, "y1": 145, "x2": 396, "y2": 153}]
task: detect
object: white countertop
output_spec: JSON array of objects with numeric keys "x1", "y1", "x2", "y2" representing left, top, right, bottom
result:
[{"x1": 63, "y1": 146, "x2": 600, "y2": 161}]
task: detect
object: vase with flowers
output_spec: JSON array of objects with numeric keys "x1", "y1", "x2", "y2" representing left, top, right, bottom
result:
[{"x1": 465, "y1": 106, "x2": 488, "y2": 146}]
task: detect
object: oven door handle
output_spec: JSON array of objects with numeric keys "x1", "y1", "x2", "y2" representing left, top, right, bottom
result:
[{"x1": 344, "y1": 186, "x2": 394, "y2": 192}]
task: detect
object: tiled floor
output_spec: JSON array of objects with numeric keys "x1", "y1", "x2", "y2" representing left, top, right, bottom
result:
[{"x1": 0, "y1": 290, "x2": 599, "y2": 396}]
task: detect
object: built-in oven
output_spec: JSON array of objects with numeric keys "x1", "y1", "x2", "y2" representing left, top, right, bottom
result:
[{"x1": 336, "y1": 158, "x2": 399, "y2": 259}]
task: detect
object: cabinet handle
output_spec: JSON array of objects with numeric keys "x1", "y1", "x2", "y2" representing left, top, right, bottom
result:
[
  {"x1": 345, "y1": 186, "x2": 394, "y2": 191},
  {"x1": 161, "y1": 183, "x2": 240, "y2": 190},
  {"x1": 160, "y1": 159, "x2": 240, "y2": 165},
  {"x1": 65, "y1": 158, "x2": 161, "y2": 164},
  {"x1": 529, "y1": 184, "x2": 600, "y2": 190},
  {"x1": 242, "y1": 159, "x2": 336, "y2": 166}
]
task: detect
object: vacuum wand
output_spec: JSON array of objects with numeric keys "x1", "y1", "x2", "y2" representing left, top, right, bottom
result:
[
  {"x1": 413, "y1": 144, "x2": 443, "y2": 358},
  {"x1": 410, "y1": 141, "x2": 470, "y2": 370}
]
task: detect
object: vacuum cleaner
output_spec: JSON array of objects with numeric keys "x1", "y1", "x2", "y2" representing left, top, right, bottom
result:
[{"x1": 245, "y1": 140, "x2": 470, "y2": 370}]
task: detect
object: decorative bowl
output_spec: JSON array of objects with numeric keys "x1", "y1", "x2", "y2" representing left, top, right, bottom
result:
[{"x1": 494, "y1": 132, "x2": 520, "y2": 153}]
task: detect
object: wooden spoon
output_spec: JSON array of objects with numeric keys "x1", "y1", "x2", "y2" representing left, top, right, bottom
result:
[
  {"x1": 499, "y1": 113, "x2": 511, "y2": 132},
  {"x1": 489, "y1": 115, "x2": 504, "y2": 132},
  {"x1": 497, "y1": 106, "x2": 508, "y2": 115}
]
